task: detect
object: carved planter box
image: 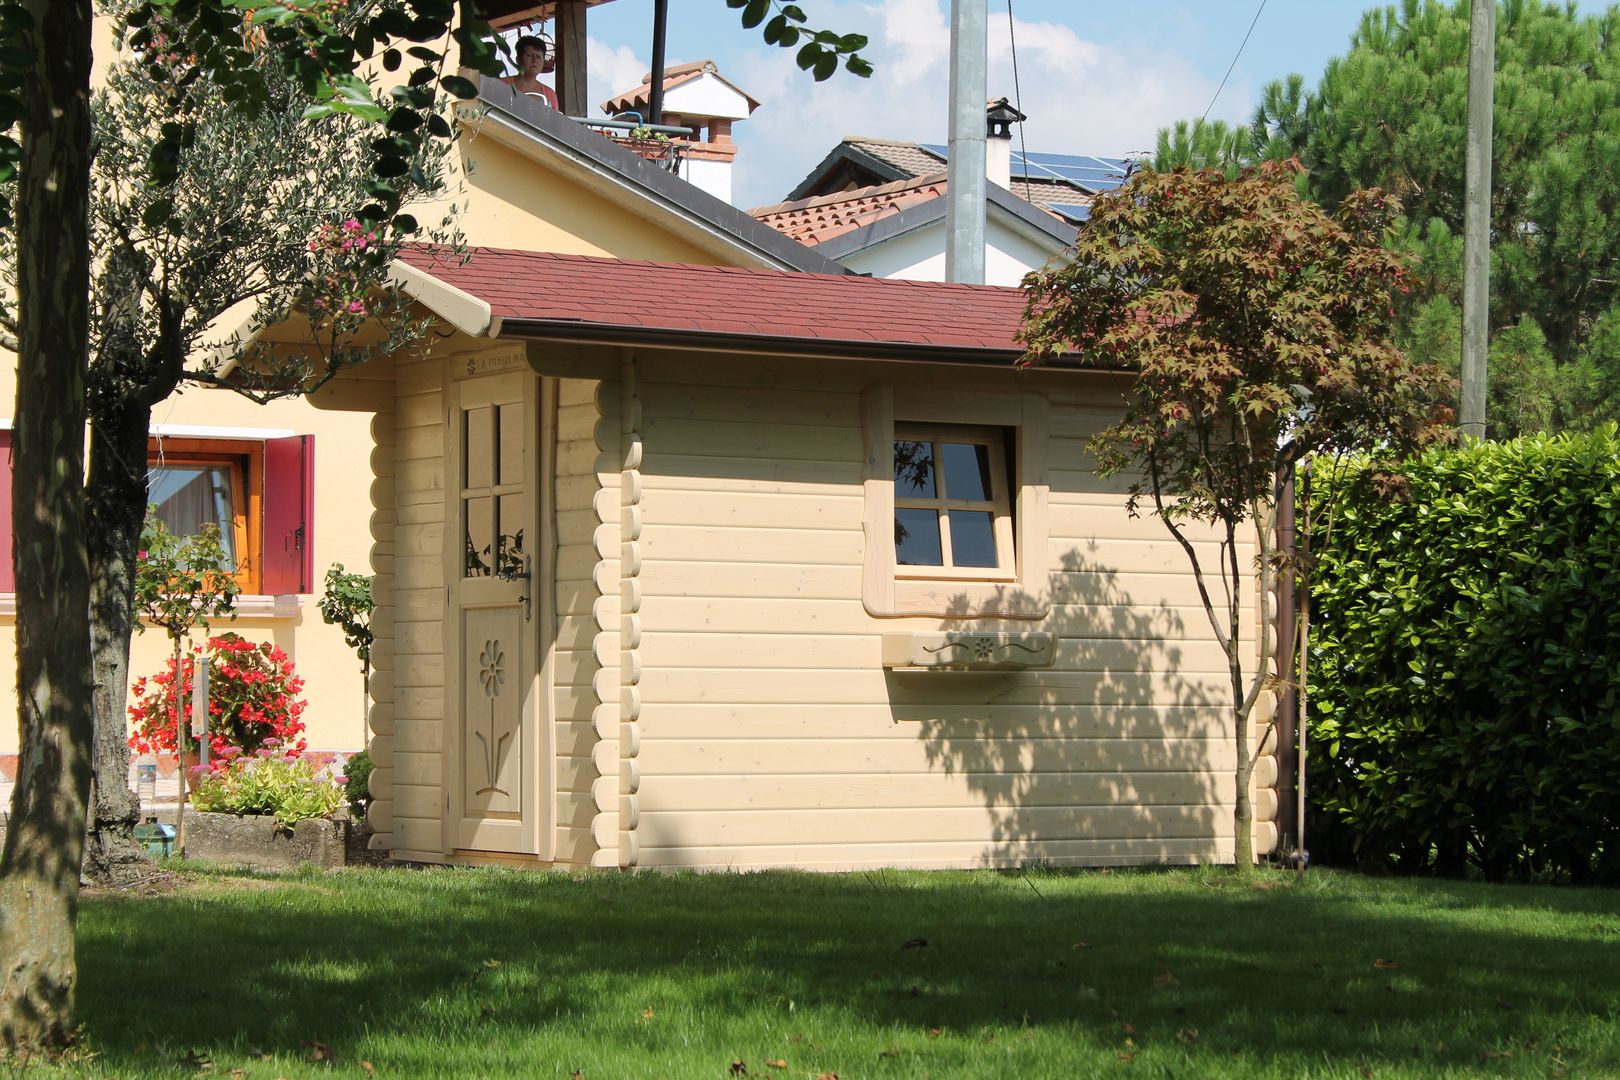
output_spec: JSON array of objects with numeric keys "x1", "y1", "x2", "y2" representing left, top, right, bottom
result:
[{"x1": 185, "y1": 811, "x2": 349, "y2": 871}]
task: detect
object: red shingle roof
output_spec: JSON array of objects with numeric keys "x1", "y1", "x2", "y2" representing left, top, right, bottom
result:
[
  {"x1": 399, "y1": 247, "x2": 1033, "y2": 356},
  {"x1": 749, "y1": 172, "x2": 951, "y2": 245}
]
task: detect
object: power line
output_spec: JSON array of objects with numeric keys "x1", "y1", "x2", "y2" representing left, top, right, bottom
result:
[
  {"x1": 1199, "y1": 0, "x2": 1269, "y2": 126},
  {"x1": 1007, "y1": 1, "x2": 1029, "y2": 180}
]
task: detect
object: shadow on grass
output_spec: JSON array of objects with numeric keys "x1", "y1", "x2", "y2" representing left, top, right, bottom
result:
[{"x1": 76, "y1": 866, "x2": 1620, "y2": 1076}]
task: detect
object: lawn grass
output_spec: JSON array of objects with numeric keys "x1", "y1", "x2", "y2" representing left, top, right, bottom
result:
[{"x1": 41, "y1": 864, "x2": 1620, "y2": 1078}]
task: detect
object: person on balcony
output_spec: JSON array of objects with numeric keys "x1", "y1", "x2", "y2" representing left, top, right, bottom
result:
[{"x1": 503, "y1": 35, "x2": 559, "y2": 109}]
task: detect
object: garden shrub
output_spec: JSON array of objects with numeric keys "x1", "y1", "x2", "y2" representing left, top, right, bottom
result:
[
  {"x1": 1307, "y1": 427, "x2": 1620, "y2": 883},
  {"x1": 343, "y1": 748, "x2": 373, "y2": 822},
  {"x1": 189, "y1": 751, "x2": 345, "y2": 828},
  {"x1": 129, "y1": 633, "x2": 308, "y2": 761}
]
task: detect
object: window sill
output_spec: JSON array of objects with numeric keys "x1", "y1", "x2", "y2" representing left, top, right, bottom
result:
[{"x1": 0, "y1": 593, "x2": 303, "y2": 619}]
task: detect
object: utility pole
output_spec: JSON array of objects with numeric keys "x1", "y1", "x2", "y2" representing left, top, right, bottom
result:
[
  {"x1": 944, "y1": 0, "x2": 987, "y2": 285},
  {"x1": 1460, "y1": 0, "x2": 1494, "y2": 441}
]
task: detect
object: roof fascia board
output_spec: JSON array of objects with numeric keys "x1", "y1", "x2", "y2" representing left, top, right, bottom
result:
[
  {"x1": 497, "y1": 317, "x2": 1117, "y2": 372},
  {"x1": 785, "y1": 142, "x2": 912, "y2": 200},
  {"x1": 389, "y1": 258, "x2": 498, "y2": 338},
  {"x1": 812, "y1": 186, "x2": 1073, "y2": 262},
  {"x1": 473, "y1": 80, "x2": 848, "y2": 275}
]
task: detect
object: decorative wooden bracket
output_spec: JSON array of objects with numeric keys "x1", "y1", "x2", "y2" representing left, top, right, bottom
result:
[{"x1": 881, "y1": 632, "x2": 1056, "y2": 671}]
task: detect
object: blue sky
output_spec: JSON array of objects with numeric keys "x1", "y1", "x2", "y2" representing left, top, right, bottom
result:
[{"x1": 549, "y1": 1, "x2": 1600, "y2": 208}]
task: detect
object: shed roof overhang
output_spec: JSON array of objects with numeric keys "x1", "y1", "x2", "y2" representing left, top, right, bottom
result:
[{"x1": 391, "y1": 246, "x2": 1112, "y2": 372}]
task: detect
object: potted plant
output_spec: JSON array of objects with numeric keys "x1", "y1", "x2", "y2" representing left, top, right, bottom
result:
[{"x1": 186, "y1": 750, "x2": 351, "y2": 870}]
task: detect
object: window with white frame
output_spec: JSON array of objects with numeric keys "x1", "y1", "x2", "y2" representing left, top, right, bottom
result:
[{"x1": 862, "y1": 386, "x2": 1050, "y2": 620}]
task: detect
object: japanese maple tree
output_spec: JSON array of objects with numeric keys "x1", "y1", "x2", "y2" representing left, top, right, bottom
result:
[{"x1": 1020, "y1": 159, "x2": 1452, "y2": 868}]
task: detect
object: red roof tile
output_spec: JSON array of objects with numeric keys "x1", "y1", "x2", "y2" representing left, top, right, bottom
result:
[
  {"x1": 749, "y1": 173, "x2": 951, "y2": 245},
  {"x1": 399, "y1": 247, "x2": 1035, "y2": 357}
]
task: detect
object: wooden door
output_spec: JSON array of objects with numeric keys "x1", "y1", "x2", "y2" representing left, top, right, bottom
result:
[{"x1": 448, "y1": 371, "x2": 542, "y2": 854}]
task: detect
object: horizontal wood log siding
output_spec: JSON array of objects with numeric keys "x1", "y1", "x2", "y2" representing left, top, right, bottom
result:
[
  {"x1": 372, "y1": 354, "x2": 446, "y2": 857},
  {"x1": 559, "y1": 377, "x2": 615, "y2": 867},
  {"x1": 363, "y1": 358, "x2": 400, "y2": 852},
  {"x1": 623, "y1": 354, "x2": 1276, "y2": 870}
]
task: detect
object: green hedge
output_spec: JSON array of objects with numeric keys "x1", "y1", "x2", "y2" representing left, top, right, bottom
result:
[{"x1": 1307, "y1": 428, "x2": 1620, "y2": 883}]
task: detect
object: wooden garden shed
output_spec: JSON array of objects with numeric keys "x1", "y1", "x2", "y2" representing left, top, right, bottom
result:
[{"x1": 362, "y1": 247, "x2": 1280, "y2": 870}]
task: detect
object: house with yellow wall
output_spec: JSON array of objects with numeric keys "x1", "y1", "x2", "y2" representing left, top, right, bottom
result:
[{"x1": 0, "y1": 15, "x2": 840, "y2": 801}]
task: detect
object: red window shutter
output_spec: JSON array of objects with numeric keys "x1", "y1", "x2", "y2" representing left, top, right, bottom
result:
[
  {"x1": 0, "y1": 430, "x2": 13, "y2": 592},
  {"x1": 262, "y1": 435, "x2": 314, "y2": 594}
]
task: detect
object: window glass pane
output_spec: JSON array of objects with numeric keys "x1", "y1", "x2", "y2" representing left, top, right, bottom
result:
[
  {"x1": 948, "y1": 510, "x2": 999, "y2": 567},
  {"x1": 497, "y1": 494, "x2": 525, "y2": 577},
  {"x1": 497, "y1": 402, "x2": 524, "y2": 487},
  {"x1": 147, "y1": 465, "x2": 237, "y2": 566},
  {"x1": 940, "y1": 442, "x2": 993, "y2": 502},
  {"x1": 893, "y1": 439, "x2": 936, "y2": 497},
  {"x1": 895, "y1": 508, "x2": 943, "y2": 566},
  {"x1": 464, "y1": 495, "x2": 493, "y2": 577},
  {"x1": 464, "y1": 406, "x2": 493, "y2": 489}
]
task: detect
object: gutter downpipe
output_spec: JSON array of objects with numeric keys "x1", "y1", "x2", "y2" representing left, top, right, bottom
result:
[
  {"x1": 944, "y1": 0, "x2": 987, "y2": 284},
  {"x1": 648, "y1": 0, "x2": 670, "y2": 127}
]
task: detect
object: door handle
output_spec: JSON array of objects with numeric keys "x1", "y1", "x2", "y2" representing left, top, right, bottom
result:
[{"x1": 497, "y1": 552, "x2": 533, "y2": 621}]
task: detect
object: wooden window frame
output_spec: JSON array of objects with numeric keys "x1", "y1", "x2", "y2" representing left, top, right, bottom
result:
[
  {"x1": 147, "y1": 436, "x2": 264, "y2": 594},
  {"x1": 862, "y1": 386, "x2": 1049, "y2": 620},
  {"x1": 892, "y1": 422, "x2": 1016, "y2": 581}
]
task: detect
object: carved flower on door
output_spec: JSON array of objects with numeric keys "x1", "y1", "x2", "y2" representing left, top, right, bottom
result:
[{"x1": 478, "y1": 640, "x2": 505, "y2": 697}]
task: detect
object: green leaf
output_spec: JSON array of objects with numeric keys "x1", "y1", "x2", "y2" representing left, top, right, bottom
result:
[
  {"x1": 391, "y1": 213, "x2": 419, "y2": 233},
  {"x1": 795, "y1": 41, "x2": 820, "y2": 71},
  {"x1": 812, "y1": 50, "x2": 837, "y2": 81},
  {"x1": 740, "y1": 0, "x2": 769, "y2": 30},
  {"x1": 440, "y1": 74, "x2": 478, "y2": 99},
  {"x1": 382, "y1": 48, "x2": 401, "y2": 71},
  {"x1": 140, "y1": 198, "x2": 174, "y2": 230}
]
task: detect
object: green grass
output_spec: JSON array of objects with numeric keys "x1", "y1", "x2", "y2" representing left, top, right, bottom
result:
[{"x1": 43, "y1": 864, "x2": 1620, "y2": 1078}]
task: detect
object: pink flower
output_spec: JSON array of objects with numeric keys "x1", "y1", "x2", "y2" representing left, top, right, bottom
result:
[
  {"x1": 255, "y1": 748, "x2": 273, "y2": 758},
  {"x1": 263, "y1": 737, "x2": 280, "y2": 748},
  {"x1": 334, "y1": 775, "x2": 347, "y2": 785}
]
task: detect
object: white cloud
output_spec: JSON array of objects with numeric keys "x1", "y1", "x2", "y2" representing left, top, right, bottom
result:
[{"x1": 586, "y1": 37, "x2": 650, "y2": 113}]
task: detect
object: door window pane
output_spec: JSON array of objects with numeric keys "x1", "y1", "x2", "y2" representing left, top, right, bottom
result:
[
  {"x1": 464, "y1": 406, "x2": 493, "y2": 489},
  {"x1": 893, "y1": 439, "x2": 936, "y2": 497},
  {"x1": 895, "y1": 507, "x2": 943, "y2": 566},
  {"x1": 497, "y1": 494, "x2": 525, "y2": 577},
  {"x1": 465, "y1": 495, "x2": 493, "y2": 577},
  {"x1": 948, "y1": 510, "x2": 999, "y2": 568},
  {"x1": 940, "y1": 442, "x2": 993, "y2": 501},
  {"x1": 497, "y1": 402, "x2": 524, "y2": 487}
]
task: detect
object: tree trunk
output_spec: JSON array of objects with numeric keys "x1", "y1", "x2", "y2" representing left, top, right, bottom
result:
[
  {"x1": 0, "y1": 0, "x2": 94, "y2": 1050},
  {"x1": 82, "y1": 406, "x2": 158, "y2": 886},
  {"x1": 1232, "y1": 678, "x2": 1254, "y2": 869}
]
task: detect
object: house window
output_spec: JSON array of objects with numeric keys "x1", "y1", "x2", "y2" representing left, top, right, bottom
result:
[
  {"x1": 148, "y1": 438, "x2": 262, "y2": 591},
  {"x1": 862, "y1": 386, "x2": 1050, "y2": 620},
  {"x1": 893, "y1": 424, "x2": 1014, "y2": 576},
  {"x1": 0, "y1": 429, "x2": 312, "y2": 597},
  {"x1": 145, "y1": 434, "x2": 313, "y2": 596}
]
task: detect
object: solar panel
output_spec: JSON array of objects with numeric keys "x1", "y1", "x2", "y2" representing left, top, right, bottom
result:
[
  {"x1": 916, "y1": 144, "x2": 1130, "y2": 195},
  {"x1": 1047, "y1": 203, "x2": 1092, "y2": 222}
]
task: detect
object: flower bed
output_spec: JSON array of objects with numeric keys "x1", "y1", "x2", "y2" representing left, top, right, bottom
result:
[{"x1": 185, "y1": 812, "x2": 348, "y2": 871}]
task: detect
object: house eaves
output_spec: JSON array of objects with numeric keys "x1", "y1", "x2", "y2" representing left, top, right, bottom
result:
[
  {"x1": 472, "y1": 77, "x2": 848, "y2": 275},
  {"x1": 811, "y1": 181, "x2": 1077, "y2": 263}
]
